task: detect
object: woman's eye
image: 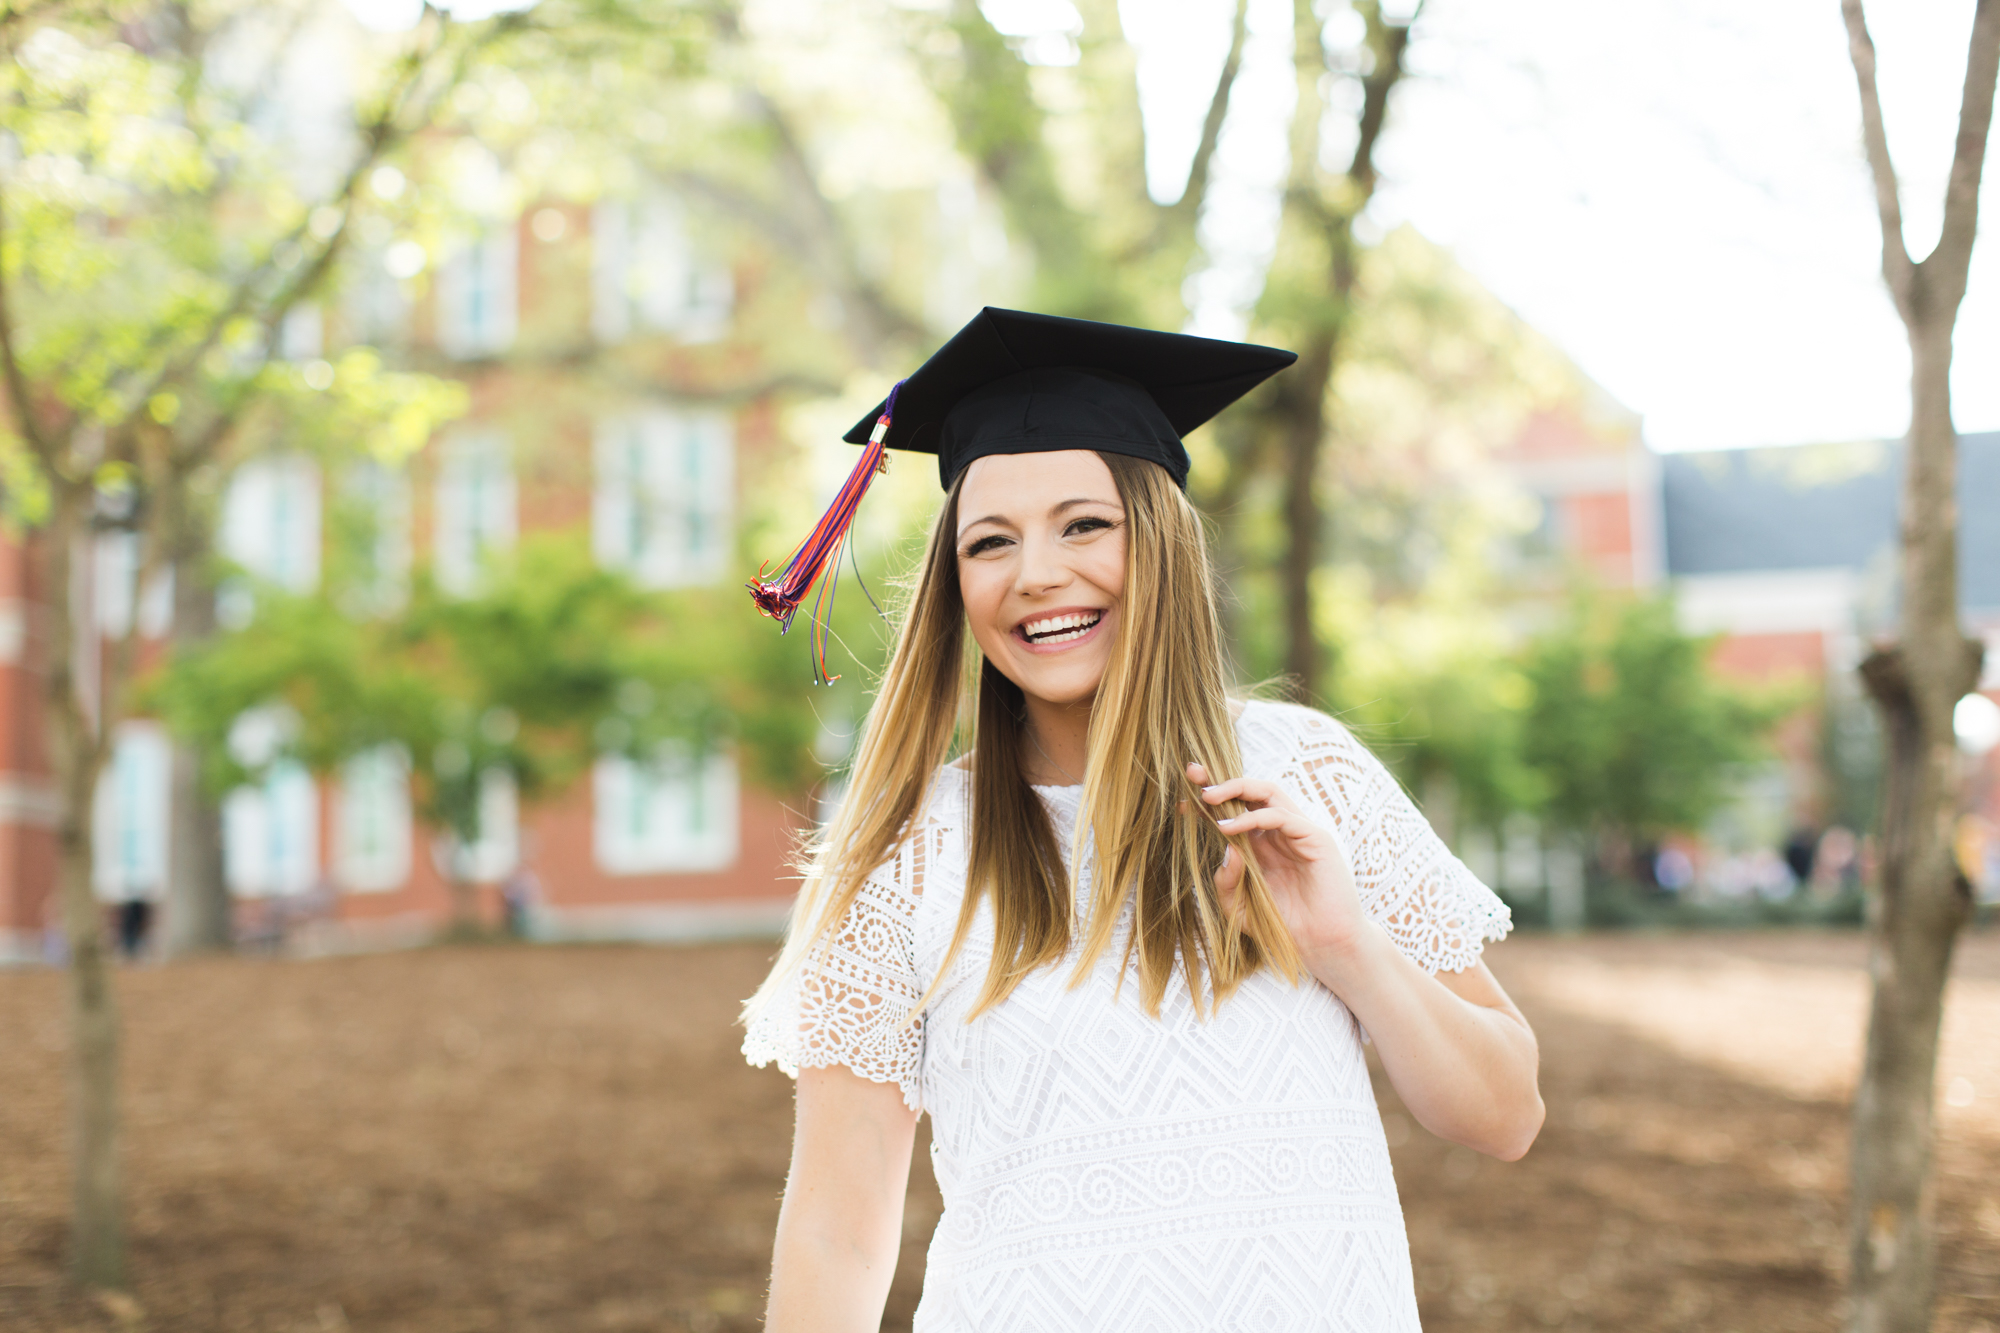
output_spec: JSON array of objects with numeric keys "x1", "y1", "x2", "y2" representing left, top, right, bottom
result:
[
  {"x1": 963, "y1": 534, "x2": 1011, "y2": 557},
  {"x1": 1065, "y1": 517, "x2": 1113, "y2": 538}
]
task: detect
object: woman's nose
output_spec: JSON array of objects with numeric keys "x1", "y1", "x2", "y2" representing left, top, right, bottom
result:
[{"x1": 1014, "y1": 533, "x2": 1068, "y2": 593}]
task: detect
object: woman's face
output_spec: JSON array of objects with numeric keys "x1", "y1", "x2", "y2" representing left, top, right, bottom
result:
[{"x1": 956, "y1": 449, "x2": 1127, "y2": 709}]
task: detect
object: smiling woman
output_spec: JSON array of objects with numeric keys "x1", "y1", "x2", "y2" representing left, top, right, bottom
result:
[{"x1": 741, "y1": 308, "x2": 1541, "y2": 1333}]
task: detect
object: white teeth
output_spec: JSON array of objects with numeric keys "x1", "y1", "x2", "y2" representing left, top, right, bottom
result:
[{"x1": 1022, "y1": 611, "x2": 1103, "y2": 643}]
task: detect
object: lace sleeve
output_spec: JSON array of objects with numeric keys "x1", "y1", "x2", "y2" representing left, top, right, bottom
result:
[
  {"x1": 741, "y1": 842, "x2": 926, "y2": 1111},
  {"x1": 1254, "y1": 703, "x2": 1512, "y2": 974}
]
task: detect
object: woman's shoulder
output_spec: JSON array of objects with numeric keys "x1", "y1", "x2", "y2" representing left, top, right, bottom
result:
[{"x1": 1234, "y1": 697, "x2": 1364, "y2": 762}]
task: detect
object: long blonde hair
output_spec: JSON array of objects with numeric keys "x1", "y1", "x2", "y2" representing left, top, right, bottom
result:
[{"x1": 745, "y1": 452, "x2": 1302, "y2": 1025}]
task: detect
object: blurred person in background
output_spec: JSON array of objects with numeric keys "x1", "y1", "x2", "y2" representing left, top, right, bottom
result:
[
  {"x1": 742, "y1": 310, "x2": 1544, "y2": 1332},
  {"x1": 501, "y1": 837, "x2": 543, "y2": 939},
  {"x1": 1783, "y1": 826, "x2": 1819, "y2": 886},
  {"x1": 1655, "y1": 844, "x2": 1696, "y2": 895},
  {"x1": 114, "y1": 895, "x2": 151, "y2": 961},
  {"x1": 1815, "y1": 825, "x2": 1860, "y2": 897}
]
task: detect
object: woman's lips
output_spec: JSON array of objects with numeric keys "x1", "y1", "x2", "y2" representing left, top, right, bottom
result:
[{"x1": 1013, "y1": 609, "x2": 1108, "y2": 654}]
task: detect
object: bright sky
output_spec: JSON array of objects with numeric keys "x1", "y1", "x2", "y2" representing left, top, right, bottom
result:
[
  {"x1": 1117, "y1": 0, "x2": 2000, "y2": 453},
  {"x1": 345, "y1": 0, "x2": 1997, "y2": 453}
]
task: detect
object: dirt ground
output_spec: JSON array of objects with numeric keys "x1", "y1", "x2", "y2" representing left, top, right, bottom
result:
[{"x1": 3, "y1": 930, "x2": 1998, "y2": 1333}]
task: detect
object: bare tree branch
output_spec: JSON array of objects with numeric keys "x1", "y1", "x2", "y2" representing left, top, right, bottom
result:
[
  {"x1": 741, "y1": 86, "x2": 929, "y2": 358},
  {"x1": 1348, "y1": 1, "x2": 1418, "y2": 192},
  {"x1": 1927, "y1": 0, "x2": 2000, "y2": 294},
  {"x1": 0, "y1": 180, "x2": 56, "y2": 466},
  {"x1": 1175, "y1": 0, "x2": 1249, "y2": 227},
  {"x1": 1841, "y1": 0, "x2": 1917, "y2": 314},
  {"x1": 114, "y1": 6, "x2": 463, "y2": 425}
]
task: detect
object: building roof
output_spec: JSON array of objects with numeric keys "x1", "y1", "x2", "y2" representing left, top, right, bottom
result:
[{"x1": 1662, "y1": 430, "x2": 2000, "y2": 615}]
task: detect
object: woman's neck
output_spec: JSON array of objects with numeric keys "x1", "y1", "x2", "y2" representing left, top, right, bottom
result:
[{"x1": 1020, "y1": 694, "x2": 1092, "y2": 787}]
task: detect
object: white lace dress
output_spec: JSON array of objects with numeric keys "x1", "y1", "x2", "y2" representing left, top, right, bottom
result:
[{"x1": 744, "y1": 700, "x2": 1511, "y2": 1331}]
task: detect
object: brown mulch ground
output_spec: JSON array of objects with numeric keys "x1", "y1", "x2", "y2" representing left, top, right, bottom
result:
[{"x1": 2, "y1": 930, "x2": 1998, "y2": 1333}]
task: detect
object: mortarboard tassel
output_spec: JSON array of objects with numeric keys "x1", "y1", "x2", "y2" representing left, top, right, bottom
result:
[{"x1": 747, "y1": 381, "x2": 904, "y2": 684}]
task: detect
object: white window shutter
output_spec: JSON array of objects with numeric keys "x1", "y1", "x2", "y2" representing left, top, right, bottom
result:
[
  {"x1": 590, "y1": 200, "x2": 633, "y2": 344},
  {"x1": 591, "y1": 414, "x2": 643, "y2": 572},
  {"x1": 93, "y1": 533, "x2": 173, "y2": 638},
  {"x1": 221, "y1": 457, "x2": 322, "y2": 595},
  {"x1": 345, "y1": 461, "x2": 411, "y2": 612},
  {"x1": 92, "y1": 724, "x2": 171, "y2": 901},
  {"x1": 335, "y1": 746, "x2": 411, "y2": 892},
  {"x1": 437, "y1": 225, "x2": 519, "y2": 360},
  {"x1": 94, "y1": 533, "x2": 137, "y2": 638},
  {"x1": 631, "y1": 193, "x2": 695, "y2": 334},
  {"x1": 223, "y1": 761, "x2": 319, "y2": 898},
  {"x1": 434, "y1": 431, "x2": 516, "y2": 595}
]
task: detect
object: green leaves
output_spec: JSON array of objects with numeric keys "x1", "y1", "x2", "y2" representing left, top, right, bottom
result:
[
  {"x1": 1518, "y1": 594, "x2": 1792, "y2": 842},
  {"x1": 147, "y1": 526, "x2": 837, "y2": 845}
]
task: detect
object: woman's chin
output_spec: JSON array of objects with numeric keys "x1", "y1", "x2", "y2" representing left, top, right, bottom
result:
[{"x1": 1001, "y1": 656, "x2": 1108, "y2": 709}]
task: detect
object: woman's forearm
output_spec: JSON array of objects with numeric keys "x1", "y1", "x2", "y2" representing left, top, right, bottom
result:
[
  {"x1": 1311, "y1": 923, "x2": 1544, "y2": 1160},
  {"x1": 767, "y1": 1193, "x2": 904, "y2": 1332},
  {"x1": 766, "y1": 1067, "x2": 919, "y2": 1331}
]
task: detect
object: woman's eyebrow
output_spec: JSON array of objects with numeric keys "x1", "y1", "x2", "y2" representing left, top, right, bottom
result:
[{"x1": 1051, "y1": 497, "x2": 1120, "y2": 516}]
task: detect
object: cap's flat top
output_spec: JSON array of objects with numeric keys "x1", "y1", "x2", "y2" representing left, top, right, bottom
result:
[{"x1": 844, "y1": 307, "x2": 1296, "y2": 488}]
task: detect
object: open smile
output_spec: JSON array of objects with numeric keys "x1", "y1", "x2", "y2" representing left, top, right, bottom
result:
[{"x1": 1014, "y1": 608, "x2": 1107, "y2": 651}]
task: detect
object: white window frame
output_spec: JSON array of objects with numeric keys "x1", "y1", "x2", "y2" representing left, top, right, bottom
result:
[
  {"x1": 92, "y1": 723, "x2": 171, "y2": 901},
  {"x1": 93, "y1": 532, "x2": 173, "y2": 639},
  {"x1": 591, "y1": 406, "x2": 733, "y2": 587},
  {"x1": 433, "y1": 430, "x2": 517, "y2": 595},
  {"x1": 437, "y1": 768, "x2": 519, "y2": 884},
  {"x1": 437, "y1": 223, "x2": 519, "y2": 360},
  {"x1": 334, "y1": 745, "x2": 412, "y2": 893},
  {"x1": 223, "y1": 759, "x2": 321, "y2": 898},
  {"x1": 592, "y1": 746, "x2": 738, "y2": 875},
  {"x1": 591, "y1": 191, "x2": 732, "y2": 345},
  {"x1": 221, "y1": 456, "x2": 323, "y2": 594},
  {"x1": 343, "y1": 459, "x2": 412, "y2": 613}
]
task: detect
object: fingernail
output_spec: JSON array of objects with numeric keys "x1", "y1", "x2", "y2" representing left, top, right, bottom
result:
[{"x1": 1202, "y1": 784, "x2": 1221, "y2": 794}]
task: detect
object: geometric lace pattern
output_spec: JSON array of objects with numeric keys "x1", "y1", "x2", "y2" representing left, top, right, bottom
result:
[
  {"x1": 743, "y1": 700, "x2": 1511, "y2": 1331},
  {"x1": 1236, "y1": 702, "x2": 1512, "y2": 977}
]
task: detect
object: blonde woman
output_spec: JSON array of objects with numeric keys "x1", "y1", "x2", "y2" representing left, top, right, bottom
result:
[{"x1": 743, "y1": 308, "x2": 1543, "y2": 1331}]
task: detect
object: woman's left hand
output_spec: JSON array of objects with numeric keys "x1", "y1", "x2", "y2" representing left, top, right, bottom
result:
[{"x1": 1186, "y1": 761, "x2": 1368, "y2": 969}]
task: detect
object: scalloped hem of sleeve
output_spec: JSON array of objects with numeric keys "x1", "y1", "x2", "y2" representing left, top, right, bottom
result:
[{"x1": 740, "y1": 1039, "x2": 924, "y2": 1114}]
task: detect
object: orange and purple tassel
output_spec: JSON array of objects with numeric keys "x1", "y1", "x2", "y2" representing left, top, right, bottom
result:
[{"x1": 747, "y1": 381, "x2": 903, "y2": 683}]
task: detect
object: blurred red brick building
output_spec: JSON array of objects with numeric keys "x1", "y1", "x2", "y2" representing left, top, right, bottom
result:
[
  {"x1": 1487, "y1": 400, "x2": 2000, "y2": 895},
  {"x1": 0, "y1": 189, "x2": 814, "y2": 962}
]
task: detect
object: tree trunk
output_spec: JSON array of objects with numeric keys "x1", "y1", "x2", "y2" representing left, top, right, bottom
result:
[
  {"x1": 1277, "y1": 332, "x2": 1333, "y2": 697},
  {"x1": 43, "y1": 497, "x2": 126, "y2": 1289},
  {"x1": 449, "y1": 869, "x2": 481, "y2": 938},
  {"x1": 164, "y1": 742, "x2": 229, "y2": 954},
  {"x1": 1838, "y1": 3, "x2": 2000, "y2": 1326},
  {"x1": 1848, "y1": 332, "x2": 1984, "y2": 1333},
  {"x1": 1263, "y1": 0, "x2": 1416, "y2": 703},
  {"x1": 57, "y1": 801, "x2": 123, "y2": 1290},
  {"x1": 162, "y1": 509, "x2": 231, "y2": 957}
]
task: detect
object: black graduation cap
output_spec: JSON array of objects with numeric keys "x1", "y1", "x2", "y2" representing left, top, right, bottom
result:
[
  {"x1": 750, "y1": 307, "x2": 1295, "y2": 681},
  {"x1": 843, "y1": 307, "x2": 1297, "y2": 490}
]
